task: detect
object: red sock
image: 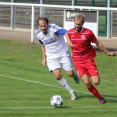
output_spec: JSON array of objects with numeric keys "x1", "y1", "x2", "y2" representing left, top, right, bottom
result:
[{"x1": 87, "y1": 84, "x2": 102, "y2": 99}]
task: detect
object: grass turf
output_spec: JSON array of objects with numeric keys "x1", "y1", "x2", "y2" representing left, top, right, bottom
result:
[{"x1": 0, "y1": 39, "x2": 117, "y2": 117}]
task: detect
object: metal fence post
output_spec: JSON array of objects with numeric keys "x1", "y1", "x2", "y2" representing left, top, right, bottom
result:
[
  {"x1": 92, "y1": 0, "x2": 95, "y2": 6},
  {"x1": 11, "y1": 0, "x2": 15, "y2": 29},
  {"x1": 31, "y1": 5, "x2": 35, "y2": 43},
  {"x1": 107, "y1": 0, "x2": 111, "y2": 38},
  {"x1": 40, "y1": 0, "x2": 45, "y2": 17},
  {"x1": 72, "y1": 0, "x2": 75, "y2": 10}
]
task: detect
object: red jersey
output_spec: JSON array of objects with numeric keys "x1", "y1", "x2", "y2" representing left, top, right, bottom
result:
[{"x1": 67, "y1": 28, "x2": 97, "y2": 63}]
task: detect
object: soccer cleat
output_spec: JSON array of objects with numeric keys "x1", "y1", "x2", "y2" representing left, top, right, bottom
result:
[
  {"x1": 99, "y1": 97, "x2": 106, "y2": 104},
  {"x1": 70, "y1": 91, "x2": 77, "y2": 100},
  {"x1": 73, "y1": 73, "x2": 80, "y2": 84}
]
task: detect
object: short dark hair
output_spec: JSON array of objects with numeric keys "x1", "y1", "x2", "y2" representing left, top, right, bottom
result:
[{"x1": 36, "y1": 17, "x2": 49, "y2": 25}]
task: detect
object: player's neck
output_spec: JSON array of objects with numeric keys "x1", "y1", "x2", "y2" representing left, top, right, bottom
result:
[
  {"x1": 74, "y1": 27, "x2": 83, "y2": 33},
  {"x1": 43, "y1": 31, "x2": 47, "y2": 35}
]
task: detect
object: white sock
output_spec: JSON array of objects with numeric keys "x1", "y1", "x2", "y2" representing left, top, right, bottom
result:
[{"x1": 57, "y1": 77, "x2": 74, "y2": 92}]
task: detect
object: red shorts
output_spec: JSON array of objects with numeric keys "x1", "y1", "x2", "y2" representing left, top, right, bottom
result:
[{"x1": 74, "y1": 60, "x2": 99, "y2": 77}]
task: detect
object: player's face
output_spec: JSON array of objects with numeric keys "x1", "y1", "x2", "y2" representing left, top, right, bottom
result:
[
  {"x1": 38, "y1": 20, "x2": 48, "y2": 34},
  {"x1": 74, "y1": 18, "x2": 84, "y2": 32}
]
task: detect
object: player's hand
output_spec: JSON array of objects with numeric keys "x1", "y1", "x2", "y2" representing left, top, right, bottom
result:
[
  {"x1": 42, "y1": 60, "x2": 46, "y2": 66},
  {"x1": 107, "y1": 52, "x2": 116, "y2": 56}
]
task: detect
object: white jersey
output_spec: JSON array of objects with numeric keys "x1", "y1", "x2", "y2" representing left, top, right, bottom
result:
[{"x1": 36, "y1": 24, "x2": 69, "y2": 60}]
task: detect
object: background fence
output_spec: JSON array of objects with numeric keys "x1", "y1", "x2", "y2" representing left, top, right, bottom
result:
[{"x1": 0, "y1": 1, "x2": 117, "y2": 38}]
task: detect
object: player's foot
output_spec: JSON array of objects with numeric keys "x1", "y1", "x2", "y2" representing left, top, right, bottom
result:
[
  {"x1": 73, "y1": 73, "x2": 79, "y2": 84},
  {"x1": 99, "y1": 97, "x2": 106, "y2": 104},
  {"x1": 70, "y1": 91, "x2": 77, "y2": 100}
]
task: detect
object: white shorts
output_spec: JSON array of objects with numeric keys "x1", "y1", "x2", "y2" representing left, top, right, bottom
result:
[{"x1": 47, "y1": 56, "x2": 73, "y2": 72}]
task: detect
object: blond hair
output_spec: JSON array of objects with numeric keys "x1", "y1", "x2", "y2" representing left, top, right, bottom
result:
[{"x1": 74, "y1": 13, "x2": 85, "y2": 23}]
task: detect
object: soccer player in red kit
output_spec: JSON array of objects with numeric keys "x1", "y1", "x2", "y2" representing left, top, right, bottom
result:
[{"x1": 66, "y1": 13, "x2": 116, "y2": 104}]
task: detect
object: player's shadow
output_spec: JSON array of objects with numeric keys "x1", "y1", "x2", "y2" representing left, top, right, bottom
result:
[
  {"x1": 61, "y1": 95, "x2": 117, "y2": 108},
  {"x1": 101, "y1": 95, "x2": 117, "y2": 103},
  {"x1": 81, "y1": 94, "x2": 117, "y2": 103}
]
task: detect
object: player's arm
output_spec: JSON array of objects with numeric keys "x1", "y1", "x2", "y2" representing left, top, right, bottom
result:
[
  {"x1": 53, "y1": 24, "x2": 67, "y2": 35},
  {"x1": 65, "y1": 32, "x2": 72, "y2": 47},
  {"x1": 54, "y1": 25, "x2": 72, "y2": 47},
  {"x1": 37, "y1": 38, "x2": 47, "y2": 66},
  {"x1": 95, "y1": 40, "x2": 116, "y2": 56},
  {"x1": 89, "y1": 30, "x2": 116, "y2": 56},
  {"x1": 41, "y1": 45, "x2": 46, "y2": 66}
]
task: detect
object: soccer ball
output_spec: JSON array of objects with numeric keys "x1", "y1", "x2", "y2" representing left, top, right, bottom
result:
[{"x1": 50, "y1": 95, "x2": 63, "y2": 108}]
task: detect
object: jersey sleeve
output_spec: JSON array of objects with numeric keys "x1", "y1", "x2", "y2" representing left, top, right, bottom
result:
[
  {"x1": 36, "y1": 30, "x2": 44, "y2": 46},
  {"x1": 38, "y1": 40, "x2": 43, "y2": 45},
  {"x1": 51, "y1": 24, "x2": 67, "y2": 35},
  {"x1": 55, "y1": 29, "x2": 67, "y2": 35},
  {"x1": 89, "y1": 30, "x2": 97, "y2": 43}
]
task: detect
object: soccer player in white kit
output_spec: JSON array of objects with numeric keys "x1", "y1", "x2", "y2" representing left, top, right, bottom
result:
[{"x1": 36, "y1": 17, "x2": 79, "y2": 100}]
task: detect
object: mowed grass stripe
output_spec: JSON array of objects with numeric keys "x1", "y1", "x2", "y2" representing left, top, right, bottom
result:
[
  {"x1": 0, "y1": 39, "x2": 117, "y2": 117},
  {"x1": 0, "y1": 74, "x2": 117, "y2": 101},
  {"x1": 1, "y1": 105, "x2": 117, "y2": 110}
]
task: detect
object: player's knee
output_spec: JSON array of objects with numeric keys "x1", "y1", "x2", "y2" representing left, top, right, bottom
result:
[
  {"x1": 93, "y1": 81, "x2": 100, "y2": 85},
  {"x1": 67, "y1": 72, "x2": 73, "y2": 77},
  {"x1": 84, "y1": 80, "x2": 91, "y2": 85},
  {"x1": 91, "y1": 76, "x2": 100, "y2": 85},
  {"x1": 67, "y1": 71, "x2": 73, "y2": 77},
  {"x1": 55, "y1": 74, "x2": 62, "y2": 80}
]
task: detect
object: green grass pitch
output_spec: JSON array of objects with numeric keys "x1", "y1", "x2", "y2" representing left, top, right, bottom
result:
[{"x1": 0, "y1": 39, "x2": 117, "y2": 117}]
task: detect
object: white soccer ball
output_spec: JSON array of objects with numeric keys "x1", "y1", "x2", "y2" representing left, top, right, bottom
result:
[{"x1": 50, "y1": 95, "x2": 63, "y2": 108}]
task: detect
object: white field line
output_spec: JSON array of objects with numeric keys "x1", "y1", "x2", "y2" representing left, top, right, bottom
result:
[
  {"x1": 0, "y1": 74, "x2": 117, "y2": 101},
  {"x1": 0, "y1": 105, "x2": 117, "y2": 110},
  {"x1": 0, "y1": 74, "x2": 90, "y2": 95}
]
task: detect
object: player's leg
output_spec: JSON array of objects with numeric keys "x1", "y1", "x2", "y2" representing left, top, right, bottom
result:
[
  {"x1": 60, "y1": 56, "x2": 79, "y2": 84},
  {"x1": 86, "y1": 60, "x2": 106, "y2": 104},
  {"x1": 53, "y1": 68, "x2": 77, "y2": 100},
  {"x1": 91, "y1": 76, "x2": 100, "y2": 85},
  {"x1": 81, "y1": 74, "x2": 99, "y2": 96},
  {"x1": 66, "y1": 70, "x2": 79, "y2": 84},
  {"x1": 74, "y1": 61, "x2": 106, "y2": 104},
  {"x1": 90, "y1": 76, "x2": 105, "y2": 104},
  {"x1": 47, "y1": 59, "x2": 76, "y2": 100},
  {"x1": 81, "y1": 74, "x2": 105, "y2": 104},
  {"x1": 87, "y1": 60, "x2": 100, "y2": 85}
]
